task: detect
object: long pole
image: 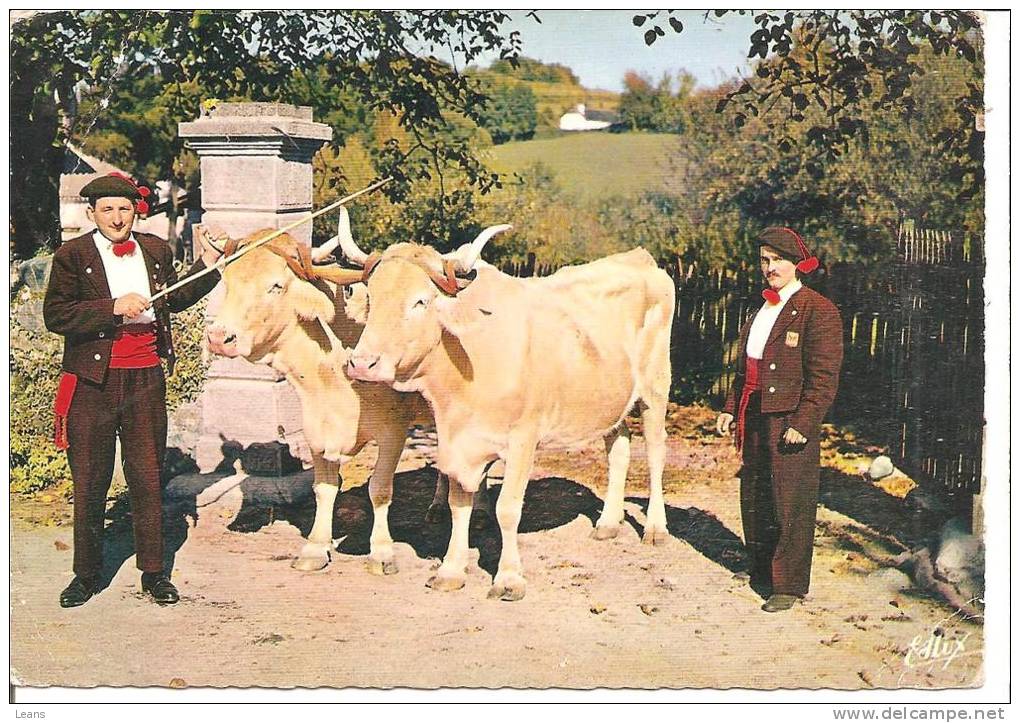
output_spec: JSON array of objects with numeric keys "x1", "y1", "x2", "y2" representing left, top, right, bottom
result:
[{"x1": 149, "y1": 177, "x2": 391, "y2": 303}]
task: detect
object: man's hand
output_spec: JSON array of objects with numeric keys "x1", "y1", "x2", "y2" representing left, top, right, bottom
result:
[
  {"x1": 783, "y1": 427, "x2": 808, "y2": 446},
  {"x1": 196, "y1": 225, "x2": 228, "y2": 268},
  {"x1": 114, "y1": 292, "x2": 151, "y2": 318},
  {"x1": 716, "y1": 412, "x2": 734, "y2": 437}
]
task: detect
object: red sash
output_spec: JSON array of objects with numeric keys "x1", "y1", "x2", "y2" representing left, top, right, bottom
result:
[
  {"x1": 109, "y1": 323, "x2": 159, "y2": 369},
  {"x1": 735, "y1": 357, "x2": 760, "y2": 453},
  {"x1": 53, "y1": 373, "x2": 78, "y2": 450}
]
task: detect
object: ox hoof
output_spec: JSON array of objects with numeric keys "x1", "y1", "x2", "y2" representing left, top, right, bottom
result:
[
  {"x1": 470, "y1": 509, "x2": 492, "y2": 531},
  {"x1": 590, "y1": 524, "x2": 621, "y2": 541},
  {"x1": 487, "y1": 574, "x2": 527, "y2": 602},
  {"x1": 366, "y1": 558, "x2": 399, "y2": 576},
  {"x1": 424, "y1": 503, "x2": 448, "y2": 524},
  {"x1": 292, "y1": 543, "x2": 330, "y2": 571},
  {"x1": 426, "y1": 573, "x2": 466, "y2": 592},
  {"x1": 642, "y1": 527, "x2": 670, "y2": 546},
  {"x1": 292, "y1": 555, "x2": 329, "y2": 572}
]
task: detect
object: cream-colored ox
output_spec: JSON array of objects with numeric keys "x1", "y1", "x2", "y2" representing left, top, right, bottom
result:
[
  {"x1": 202, "y1": 214, "x2": 490, "y2": 575},
  {"x1": 340, "y1": 225, "x2": 676, "y2": 601}
]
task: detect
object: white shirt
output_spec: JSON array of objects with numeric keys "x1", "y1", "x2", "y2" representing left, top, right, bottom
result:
[
  {"x1": 746, "y1": 278, "x2": 802, "y2": 359},
  {"x1": 93, "y1": 231, "x2": 155, "y2": 325}
]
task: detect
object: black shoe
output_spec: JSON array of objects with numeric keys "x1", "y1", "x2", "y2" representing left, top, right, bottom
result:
[
  {"x1": 141, "y1": 573, "x2": 180, "y2": 605},
  {"x1": 762, "y1": 594, "x2": 800, "y2": 613},
  {"x1": 60, "y1": 576, "x2": 99, "y2": 608}
]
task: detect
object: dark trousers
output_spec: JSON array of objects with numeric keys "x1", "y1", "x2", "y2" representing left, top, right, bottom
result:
[
  {"x1": 739, "y1": 394, "x2": 821, "y2": 597},
  {"x1": 66, "y1": 366, "x2": 167, "y2": 578}
]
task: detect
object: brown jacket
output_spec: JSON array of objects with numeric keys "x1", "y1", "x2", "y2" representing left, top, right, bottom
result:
[
  {"x1": 723, "y1": 285, "x2": 844, "y2": 438},
  {"x1": 43, "y1": 231, "x2": 220, "y2": 384}
]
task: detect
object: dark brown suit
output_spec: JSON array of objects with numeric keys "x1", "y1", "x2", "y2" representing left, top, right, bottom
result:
[
  {"x1": 44, "y1": 231, "x2": 219, "y2": 577},
  {"x1": 723, "y1": 285, "x2": 843, "y2": 596}
]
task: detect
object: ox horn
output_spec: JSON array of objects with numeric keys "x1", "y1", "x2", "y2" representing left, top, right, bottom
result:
[
  {"x1": 336, "y1": 206, "x2": 370, "y2": 267},
  {"x1": 447, "y1": 224, "x2": 513, "y2": 274},
  {"x1": 311, "y1": 206, "x2": 365, "y2": 264}
]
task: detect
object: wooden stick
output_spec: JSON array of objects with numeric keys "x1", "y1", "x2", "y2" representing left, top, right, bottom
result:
[{"x1": 149, "y1": 177, "x2": 391, "y2": 303}]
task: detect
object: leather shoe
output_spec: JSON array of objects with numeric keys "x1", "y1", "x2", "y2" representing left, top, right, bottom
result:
[
  {"x1": 60, "y1": 576, "x2": 99, "y2": 608},
  {"x1": 141, "y1": 573, "x2": 180, "y2": 605},
  {"x1": 762, "y1": 594, "x2": 800, "y2": 612}
]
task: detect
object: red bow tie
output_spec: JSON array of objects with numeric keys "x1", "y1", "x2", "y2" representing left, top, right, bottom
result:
[
  {"x1": 112, "y1": 240, "x2": 136, "y2": 257},
  {"x1": 762, "y1": 288, "x2": 781, "y2": 305}
]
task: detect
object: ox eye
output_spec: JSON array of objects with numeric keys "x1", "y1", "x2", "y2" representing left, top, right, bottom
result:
[
  {"x1": 413, "y1": 297, "x2": 429, "y2": 310},
  {"x1": 268, "y1": 282, "x2": 284, "y2": 294}
]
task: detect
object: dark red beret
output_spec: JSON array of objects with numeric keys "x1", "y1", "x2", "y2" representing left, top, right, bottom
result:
[
  {"x1": 81, "y1": 174, "x2": 142, "y2": 200},
  {"x1": 81, "y1": 172, "x2": 152, "y2": 215},
  {"x1": 758, "y1": 227, "x2": 819, "y2": 273}
]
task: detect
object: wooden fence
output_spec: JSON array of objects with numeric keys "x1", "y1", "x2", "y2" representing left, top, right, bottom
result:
[{"x1": 499, "y1": 226, "x2": 985, "y2": 501}]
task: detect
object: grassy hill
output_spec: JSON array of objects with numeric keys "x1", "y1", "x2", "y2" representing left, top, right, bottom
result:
[{"x1": 488, "y1": 132, "x2": 684, "y2": 202}]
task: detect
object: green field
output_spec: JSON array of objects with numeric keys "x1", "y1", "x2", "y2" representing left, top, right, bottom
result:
[{"x1": 488, "y1": 132, "x2": 684, "y2": 202}]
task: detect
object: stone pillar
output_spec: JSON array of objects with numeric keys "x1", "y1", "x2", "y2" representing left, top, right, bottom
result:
[{"x1": 179, "y1": 102, "x2": 332, "y2": 473}]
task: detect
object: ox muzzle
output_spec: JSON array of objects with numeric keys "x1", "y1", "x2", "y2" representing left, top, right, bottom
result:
[
  {"x1": 345, "y1": 349, "x2": 396, "y2": 384},
  {"x1": 206, "y1": 324, "x2": 244, "y2": 358}
]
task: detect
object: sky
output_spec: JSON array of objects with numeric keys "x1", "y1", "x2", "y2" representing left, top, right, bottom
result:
[{"x1": 475, "y1": 10, "x2": 759, "y2": 92}]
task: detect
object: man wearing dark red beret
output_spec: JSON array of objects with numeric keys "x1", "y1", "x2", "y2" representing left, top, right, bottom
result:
[
  {"x1": 44, "y1": 172, "x2": 223, "y2": 608},
  {"x1": 716, "y1": 228, "x2": 843, "y2": 612}
]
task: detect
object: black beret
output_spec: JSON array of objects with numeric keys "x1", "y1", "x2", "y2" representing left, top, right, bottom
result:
[{"x1": 80, "y1": 174, "x2": 142, "y2": 201}]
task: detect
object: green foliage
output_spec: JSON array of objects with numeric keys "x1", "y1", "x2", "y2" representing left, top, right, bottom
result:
[
  {"x1": 617, "y1": 70, "x2": 695, "y2": 133},
  {"x1": 10, "y1": 292, "x2": 73, "y2": 494},
  {"x1": 477, "y1": 83, "x2": 538, "y2": 144},
  {"x1": 678, "y1": 41, "x2": 984, "y2": 263},
  {"x1": 10, "y1": 9, "x2": 523, "y2": 259},
  {"x1": 165, "y1": 296, "x2": 210, "y2": 414},
  {"x1": 488, "y1": 56, "x2": 579, "y2": 85},
  {"x1": 635, "y1": 10, "x2": 982, "y2": 186}
]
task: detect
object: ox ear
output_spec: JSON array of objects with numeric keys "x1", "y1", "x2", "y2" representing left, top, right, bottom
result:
[
  {"x1": 435, "y1": 295, "x2": 492, "y2": 340},
  {"x1": 290, "y1": 281, "x2": 336, "y2": 325}
]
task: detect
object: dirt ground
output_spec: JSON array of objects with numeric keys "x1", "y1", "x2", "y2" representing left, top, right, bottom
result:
[{"x1": 10, "y1": 406, "x2": 984, "y2": 691}]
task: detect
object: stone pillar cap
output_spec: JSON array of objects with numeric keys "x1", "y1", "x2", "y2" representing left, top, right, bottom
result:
[{"x1": 179, "y1": 101, "x2": 331, "y2": 142}]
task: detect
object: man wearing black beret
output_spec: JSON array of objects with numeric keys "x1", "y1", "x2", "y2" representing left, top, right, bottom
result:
[
  {"x1": 44, "y1": 172, "x2": 223, "y2": 608},
  {"x1": 716, "y1": 228, "x2": 843, "y2": 612}
]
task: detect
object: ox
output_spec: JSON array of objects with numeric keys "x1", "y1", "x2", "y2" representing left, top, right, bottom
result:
[
  {"x1": 203, "y1": 214, "x2": 490, "y2": 575},
  {"x1": 339, "y1": 225, "x2": 675, "y2": 601}
]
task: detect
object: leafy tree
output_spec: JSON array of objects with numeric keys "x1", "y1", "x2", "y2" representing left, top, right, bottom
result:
[
  {"x1": 489, "y1": 56, "x2": 580, "y2": 85},
  {"x1": 618, "y1": 72, "x2": 658, "y2": 131},
  {"x1": 634, "y1": 10, "x2": 982, "y2": 186},
  {"x1": 10, "y1": 9, "x2": 522, "y2": 259},
  {"x1": 618, "y1": 70, "x2": 695, "y2": 133},
  {"x1": 477, "y1": 82, "x2": 538, "y2": 144},
  {"x1": 676, "y1": 40, "x2": 983, "y2": 265}
]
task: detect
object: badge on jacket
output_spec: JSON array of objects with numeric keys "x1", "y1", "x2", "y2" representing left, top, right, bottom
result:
[{"x1": 785, "y1": 331, "x2": 800, "y2": 348}]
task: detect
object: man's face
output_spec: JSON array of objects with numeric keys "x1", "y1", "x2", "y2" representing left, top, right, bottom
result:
[
  {"x1": 760, "y1": 245, "x2": 797, "y2": 291},
  {"x1": 86, "y1": 196, "x2": 136, "y2": 243}
]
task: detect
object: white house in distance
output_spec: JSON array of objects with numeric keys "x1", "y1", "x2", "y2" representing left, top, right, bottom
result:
[
  {"x1": 60, "y1": 144, "x2": 186, "y2": 242},
  {"x1": 558, "y1": 104, "x2": 619, "y2": 132}
]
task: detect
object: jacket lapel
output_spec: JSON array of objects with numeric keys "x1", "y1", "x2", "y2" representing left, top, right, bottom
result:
[
  {"x1": 136, "y1": 235, "x2": 163, "y2": 297},
  {"x1": 764, "y1": 287, "x2": 806, "y2": 350},
  {"x1": 79, "y1": 232, "x2": 113, "y2": 298}
]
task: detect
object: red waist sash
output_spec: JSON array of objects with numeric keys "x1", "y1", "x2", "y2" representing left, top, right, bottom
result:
[
  {"x1": 735, "y1": 357, "x2": 760, "y2": 453},
  {"x1": 109, "y1": 323, "x2": 159, "y2": 369}
]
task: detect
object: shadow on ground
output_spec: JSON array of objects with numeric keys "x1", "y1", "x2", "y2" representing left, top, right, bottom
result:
[
  {"x1": 154, "y1": 463, "x2": 752, "y2": 579},
  {"x1": 818, "y1": 467, "x2": 947, "y2": 549}
]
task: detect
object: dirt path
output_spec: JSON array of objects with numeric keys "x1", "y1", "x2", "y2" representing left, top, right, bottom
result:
[{"x1": 10, "y1": 409, "x2": 983, "y2": 690}]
